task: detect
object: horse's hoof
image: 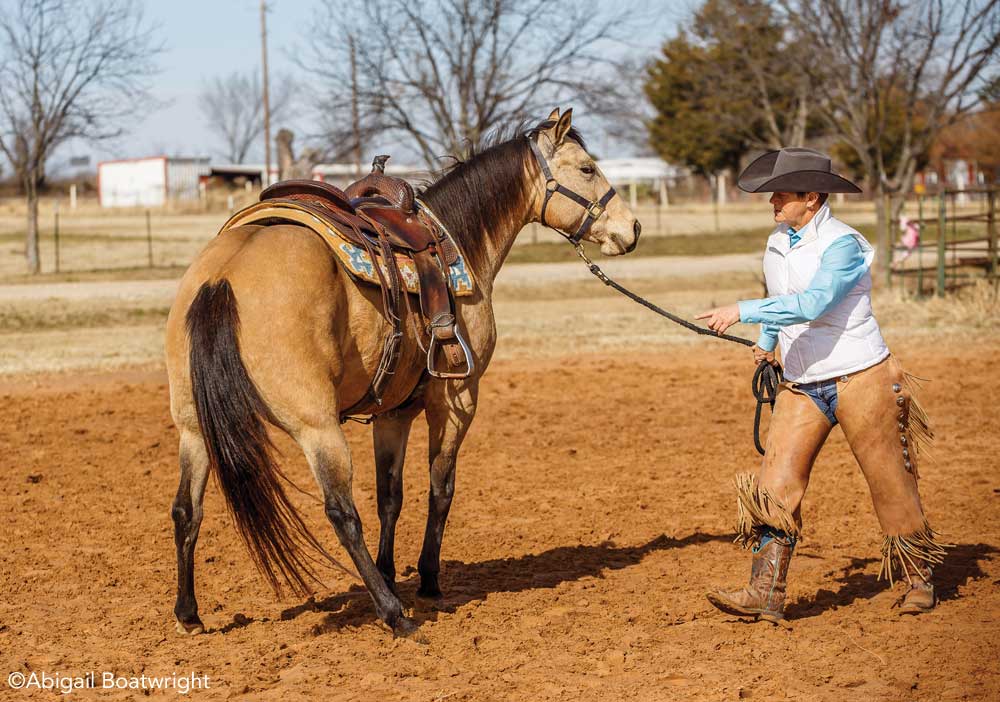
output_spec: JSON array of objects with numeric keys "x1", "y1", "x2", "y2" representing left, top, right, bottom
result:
[
  {"x1": 174, "y1": 618, "x2": 204, "y2": 636},
  {"x1": 391, "y1": 616, "x2": 427, "y2": 643},
  {"x1": 416, "y1": 582, "x2": 443, "y2": 600}
]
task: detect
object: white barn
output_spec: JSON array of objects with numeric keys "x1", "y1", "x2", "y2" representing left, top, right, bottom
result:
[
  {"x1": 597, "y1": 157, "x2": 685, "y2": 207},
  {"x1": 98, "y1": 156, "x2": 210, "y2": 207}
]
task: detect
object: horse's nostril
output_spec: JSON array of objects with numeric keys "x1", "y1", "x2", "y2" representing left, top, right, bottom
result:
[{"x1": 633, "y1": 220, "x2": 642, "y2": 240}]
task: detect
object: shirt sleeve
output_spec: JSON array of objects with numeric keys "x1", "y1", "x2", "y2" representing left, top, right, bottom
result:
[
  {"x1": 756, "y1": 323, "x2": 780, "y2": 352},
  {"x1": 738, "y1": 235, "x2": 868, "y2": 328}
]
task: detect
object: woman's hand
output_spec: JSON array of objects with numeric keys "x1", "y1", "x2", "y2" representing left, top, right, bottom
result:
[
  {"x1": 694, "y1": 304, "x2": 741, "y2": 335},
  {"x1": 753, "y1": 345, "x2": 777, "y2": 366}
]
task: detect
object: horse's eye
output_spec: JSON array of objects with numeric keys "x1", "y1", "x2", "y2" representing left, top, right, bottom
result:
[{"x1": 581, "y1": 165, "x2": 595, "y2": 175}]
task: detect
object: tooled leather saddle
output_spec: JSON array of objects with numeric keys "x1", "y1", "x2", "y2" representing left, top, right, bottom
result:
[{"x1": 246, "y1": 156, "x2": 474, "y2": 420}]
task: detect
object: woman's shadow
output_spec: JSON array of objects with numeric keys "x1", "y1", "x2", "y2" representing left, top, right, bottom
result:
[
  {"x1": 279, "y1": 531, "x2": 731, "y2": 632},
  {"x1": 784, "y1": 542, "x2": 997, "y2": 620}
]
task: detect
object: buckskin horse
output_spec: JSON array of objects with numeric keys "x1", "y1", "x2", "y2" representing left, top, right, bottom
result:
[{"x1": 164, "y1": 108, "x2": 640, "y2": 638}]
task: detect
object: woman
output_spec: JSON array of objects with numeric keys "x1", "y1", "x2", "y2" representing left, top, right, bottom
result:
[{"x1": 695, "y1": 147, "x2": 946, "y2": 623}]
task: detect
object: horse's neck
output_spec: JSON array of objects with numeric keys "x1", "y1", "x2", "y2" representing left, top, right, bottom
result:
[
  {"x1": 476, "y1": 213, "x2": 534, "y2": 286},
  {"x1": 468, "y1": 180, "x2": 543, "y2": 287}
]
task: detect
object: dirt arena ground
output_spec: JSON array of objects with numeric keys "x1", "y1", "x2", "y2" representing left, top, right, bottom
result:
[{"x1": 2, "y1": 331, "x2": 998, "y2": 700}]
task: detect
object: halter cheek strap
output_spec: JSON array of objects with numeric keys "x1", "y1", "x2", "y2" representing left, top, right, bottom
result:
[{"x1": 527, "y1": 136, "x2": 618, "y2": 244}]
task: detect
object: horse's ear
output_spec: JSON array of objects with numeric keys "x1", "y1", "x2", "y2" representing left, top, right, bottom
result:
[
  {"x1": 547, "y1": 107, "x2": 560, "y2": 122},
  {"x1": 553, "y1": 108, "x2": 573, "y2": 145}
]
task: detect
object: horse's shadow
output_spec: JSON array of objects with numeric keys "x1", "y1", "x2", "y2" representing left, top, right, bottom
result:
[
  {"x1": 785, "y1": 542, "x2": 997, "y2": 620},
  {"x1": 280, "y1": 531, "x2": 731, "y2": 633}
]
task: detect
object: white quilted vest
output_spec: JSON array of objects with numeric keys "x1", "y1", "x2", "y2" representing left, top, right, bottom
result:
[{"x1": 762, "y1": 204, "x2": 889, "y2": 383}]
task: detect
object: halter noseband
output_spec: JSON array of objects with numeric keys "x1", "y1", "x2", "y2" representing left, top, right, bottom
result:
[{"x1": 527, "y1": 134, "x2": 618, "y2": 244}]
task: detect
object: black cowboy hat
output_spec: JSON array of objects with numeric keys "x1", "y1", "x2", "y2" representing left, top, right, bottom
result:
[{"x1": 737, "y1": 147, "x2": 861, "y2": 194}]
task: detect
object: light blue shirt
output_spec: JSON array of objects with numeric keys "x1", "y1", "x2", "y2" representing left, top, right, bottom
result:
[{"x1": 738, "y1": 233, "x2": 869, "y2": 352}]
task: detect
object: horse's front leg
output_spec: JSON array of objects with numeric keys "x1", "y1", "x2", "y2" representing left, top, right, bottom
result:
[
  {"x1": 372, "y1": 405, "x2": 422, "y2": 592},
  {"x1": 417, "y1": 381, "x2": 478, "y2": 598}
]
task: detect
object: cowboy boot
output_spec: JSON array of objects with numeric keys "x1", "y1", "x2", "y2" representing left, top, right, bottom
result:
[
  {"x1": 707, "y1": 533, "x2": 794, "y2": 623},
  {"x1": 898, "y1": 563, "x2": 936, "y2": 615}
]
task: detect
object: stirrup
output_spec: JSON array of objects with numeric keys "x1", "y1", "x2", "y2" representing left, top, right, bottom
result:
[{"x1": 426, "y1": 324, "x2": 475, "y2": 379}]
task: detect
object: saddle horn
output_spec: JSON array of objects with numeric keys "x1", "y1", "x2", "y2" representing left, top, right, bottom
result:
[{"x1": 344, "y1": 154, "x2": 415, "y2": 212}]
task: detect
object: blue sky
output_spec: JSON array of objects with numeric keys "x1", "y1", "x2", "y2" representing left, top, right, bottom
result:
[{"x1": 58, "y1": 0, "x2": 684, "y2": 168}]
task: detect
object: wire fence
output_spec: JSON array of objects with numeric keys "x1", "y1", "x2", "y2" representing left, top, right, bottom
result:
[
  {"x1": 0, "y1": 210, "x2": 214, "y2": 278},
  {"x1": 1, "y1": 199, "x2": 784, "y2": 278},
  {"x1": 888, "y1": 188, "x2": 999, "y2": 297},
  {"x1": 4, "y1": 194, "x2": 983, "y2": 281}
]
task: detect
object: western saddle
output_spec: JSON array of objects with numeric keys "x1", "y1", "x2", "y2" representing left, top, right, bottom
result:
[{"x1": 256, "y1": 156, "x2": 474, "y2": 420}]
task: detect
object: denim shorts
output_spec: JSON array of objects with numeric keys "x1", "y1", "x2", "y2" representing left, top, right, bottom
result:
[{"x1": 793, "y1": 377, "x2": 840, "y2": 425}]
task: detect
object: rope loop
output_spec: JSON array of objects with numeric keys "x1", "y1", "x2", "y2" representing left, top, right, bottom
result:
[{"x1": 751, "y1": 361, "x2": 783, "y2": 455}]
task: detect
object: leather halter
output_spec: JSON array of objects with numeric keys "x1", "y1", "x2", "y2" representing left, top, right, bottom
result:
[{"x1": 527, "y1": 134, "x2": 618, "y2": 244}]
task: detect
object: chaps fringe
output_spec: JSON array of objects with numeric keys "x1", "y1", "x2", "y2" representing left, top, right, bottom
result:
[
  {"x1": 879, "y1": 522, "x2": 950, "y2": 586},
  {"x1": 734, "y1": 472, "x2": 800, "y2": 549},
  {"x1": 902, "y1": 371, "x2": 934, "y2": 476}
]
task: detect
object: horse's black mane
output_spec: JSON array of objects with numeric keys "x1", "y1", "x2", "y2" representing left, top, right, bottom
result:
[{"x1": 419, "y1": 119, "x2": 585, "y2": 275}]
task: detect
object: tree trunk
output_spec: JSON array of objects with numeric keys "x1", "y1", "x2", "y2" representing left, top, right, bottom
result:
[
  {"x1": 873, "y1": 181, "x2": 889, "y2": 277},
  {"x1": 25, "y1": 177, "x2": 41, "y2": 274},
  {"x1": 790, "y1": 83, "x2": 808, "y2": 145},
  {"x1": 709, "y1": 173, "x2": 721, "y2": 233}
]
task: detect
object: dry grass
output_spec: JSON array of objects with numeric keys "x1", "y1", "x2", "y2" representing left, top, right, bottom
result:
[
  {"x1": 875, "y1": 279, "x2": 1000, "y2": 334},
  {"x1": 2, "y1": 256, "x2": 997, "y2": 377},
  {"x1": 0, "y1": 265, "x2": 187, "y2": 285},
  {"x1": 0, "y1": 302, "x2": 169, "y2": 332}
]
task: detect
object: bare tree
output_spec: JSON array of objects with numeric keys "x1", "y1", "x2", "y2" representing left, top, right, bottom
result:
[
  {"x1": 299, "y1": 0, "x2": 641, "y2": 166},
  {"x1": 198, "y1": 70, "x2": 295, "y2": 164},
  {"x1": 595, "y1": 55, "x2": 662, "y2": 157},
  {"x1": 0, "y1": 0, "x2": 161, "y2": 274},
  {"x1": 780, "y1": 0, "x2": 1000, "y2": 271}
]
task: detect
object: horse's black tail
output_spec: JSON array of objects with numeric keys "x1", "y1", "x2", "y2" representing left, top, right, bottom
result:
[{"x1": 186, "y1": 279, "x2": 347, "y2": 596}]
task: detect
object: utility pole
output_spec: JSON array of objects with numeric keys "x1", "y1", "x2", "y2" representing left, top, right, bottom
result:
[
  {"x1": 349, "y1": 35, "x2": 362, "y2": 176},
  {"x1": 260, "y1": 0, "x2": 272, "y2": 186}
]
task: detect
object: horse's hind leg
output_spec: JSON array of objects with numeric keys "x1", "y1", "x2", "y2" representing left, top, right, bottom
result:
[
  {"x1": 417, "y1": 382, "x2": 478, "y2": 599},
  {"x1": 298, "y1": 422, "x2": 418, "y2": 637},
  {"x1": 171, "y1": 428, "x2": 210, "y2": 635},
  {"x1": 373, "y1": 406, "x2": 421, "y2": 592}
]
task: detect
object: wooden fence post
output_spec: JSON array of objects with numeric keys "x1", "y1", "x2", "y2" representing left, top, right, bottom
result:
[
  {"x1": 916, "y1": 195, "x2": 924, "y2": 296},
  {"x1": 937, "y1": 194, "x2": 946, "y2": 297},
  {"x1": 885, "y1": 193, "x2": 893, "y2": 288},
  {"x1": 988, "y1": 187, "x2": 997, "y2": 279},
  {"x1": 54, "y1": 206, "x2": 60, "y2": 274},
  {"x1": 146, "y1": 210, "x2": 154, "y2": 267}
]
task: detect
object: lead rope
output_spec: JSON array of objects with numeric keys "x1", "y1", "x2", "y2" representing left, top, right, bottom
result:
[{"x1": 572, "y1": 244, "x2": 782, "y2": 455}]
